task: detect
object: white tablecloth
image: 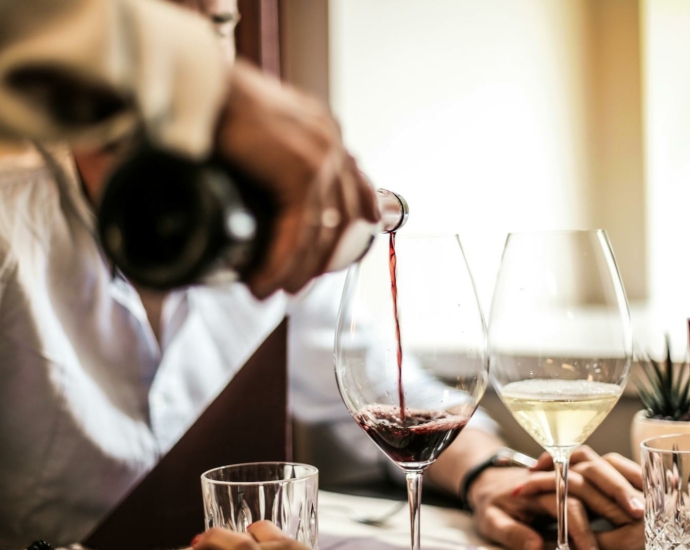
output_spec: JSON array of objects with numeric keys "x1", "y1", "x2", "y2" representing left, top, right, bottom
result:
[{"x1": 318, "y1": 491, "x2": 501, "y2": 549}]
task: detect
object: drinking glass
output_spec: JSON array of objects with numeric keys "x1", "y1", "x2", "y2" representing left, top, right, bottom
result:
[
  {"x1": 335, "y1": 234, "x2": 488, "y2": 550},
  {"x1": 642, "y1": 434, "x2": 690, "y2": 549},
  {"x1": 488, "y1": 230, "x2": 632, "y2": 550},
  {"x1": 201, "y1": 462, "x2": 319, "y2": 549}
]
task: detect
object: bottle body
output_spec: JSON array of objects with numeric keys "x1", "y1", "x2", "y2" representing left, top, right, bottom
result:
[{"x1": 99, "y1": 146, "x2": 408, "y2": 290}]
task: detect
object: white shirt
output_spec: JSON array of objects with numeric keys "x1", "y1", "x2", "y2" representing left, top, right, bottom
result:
[{"x1": 0, "y1": 144, "x2": 496, "y2": 548}]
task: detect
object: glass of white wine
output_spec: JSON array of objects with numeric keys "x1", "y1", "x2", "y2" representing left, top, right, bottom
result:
[{"x1": 488, "y1": 230, "x2": 632, "y2": 550}]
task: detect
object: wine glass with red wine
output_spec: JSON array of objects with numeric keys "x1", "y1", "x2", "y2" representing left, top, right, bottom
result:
[{"x1": 335, "y1": 234, "x2": 488, "y2": 550}]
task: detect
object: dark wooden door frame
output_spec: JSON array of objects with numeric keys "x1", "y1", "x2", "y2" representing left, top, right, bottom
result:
[{"x1": 236, "y1": 0, "x2": 281, "y2": 77}]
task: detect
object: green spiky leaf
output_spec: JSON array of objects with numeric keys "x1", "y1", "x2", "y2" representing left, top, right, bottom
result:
[{"x1": 637, "y1": 330, "x2": 690, "y2": 421}]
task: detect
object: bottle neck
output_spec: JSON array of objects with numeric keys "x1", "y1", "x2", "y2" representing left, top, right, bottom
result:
[
  {"x1": 377, "y1": 189, "x2": 409, "y2": 233},
  {"x1": 323, "y1": 188, "x2": 409, "y2": 273}
]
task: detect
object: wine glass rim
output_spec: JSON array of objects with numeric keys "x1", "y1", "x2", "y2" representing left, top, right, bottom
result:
[
  {"x1": 506, "y1": 229, "x2": 606, "y2": 237},
  {"x1": 380, "y1": 231, "x2": 461, "y2": 239},
  {"x1": 200, "y1": 462, "x2": 318, "y2": 485},
  {"x1": 641, "y1": 433, "x2": 690, "y2": 454}
]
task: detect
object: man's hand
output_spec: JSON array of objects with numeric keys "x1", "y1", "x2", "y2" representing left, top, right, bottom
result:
[
  {"x1": 524, "y1": 446, "x2": 644, "y2": 549},
  {"x1": 468, "y1": 446, "x2": 644, "y2": 550},
  {"x1": 191, "y1": 523, "x2": 310, "y2": 550},
  {"x1": 469, "y1": 466, "x2": 556, "y2": 550},
  {"x1": 216, "y1": 60, "x2": 379, "y2": 298}
]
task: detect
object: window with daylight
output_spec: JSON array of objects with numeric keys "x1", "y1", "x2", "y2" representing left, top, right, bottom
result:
[{"x1": 282, "y1": 0, "x2": 690, "y2": 358}]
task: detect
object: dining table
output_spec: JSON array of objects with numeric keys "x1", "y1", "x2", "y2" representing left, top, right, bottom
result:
[{"x1": 318, "y1": 490, "x2": 501, "y2": 549}]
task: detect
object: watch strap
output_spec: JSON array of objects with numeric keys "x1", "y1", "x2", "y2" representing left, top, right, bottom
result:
[{"x1": 458, "y1": 447, "x2": 537, "y2": 513}]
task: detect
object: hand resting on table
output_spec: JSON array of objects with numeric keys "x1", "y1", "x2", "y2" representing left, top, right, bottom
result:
[{"x1": 469, "y1": 446, "x2": 644, "y2": 550}]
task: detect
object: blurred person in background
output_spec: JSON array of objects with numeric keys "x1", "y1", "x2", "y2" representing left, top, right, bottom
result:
[{"x1": 0, "y1": 1, "x2": 645, "y2": 550}]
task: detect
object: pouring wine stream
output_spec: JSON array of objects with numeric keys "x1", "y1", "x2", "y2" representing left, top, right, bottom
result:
[{"x1": 389, "y1": 232, "x2": 405, "y2": 423}]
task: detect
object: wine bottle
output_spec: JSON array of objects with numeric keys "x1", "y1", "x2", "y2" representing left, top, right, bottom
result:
[{"x1": 98, "y1": 145, "x2": 408, "y2": 290}]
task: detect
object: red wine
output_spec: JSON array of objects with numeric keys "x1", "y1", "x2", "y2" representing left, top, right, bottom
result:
[
  {"x1": 355, "y1": 405, "x2": 468, "y2": 465},
  {"x1": 389, "y1": 232, "x2": 405, "y2": 421}
]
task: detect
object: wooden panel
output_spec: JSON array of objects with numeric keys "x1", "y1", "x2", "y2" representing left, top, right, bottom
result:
[
  {"x1": 237, "y1": 0, "x2": 281, "y2": 76},
  {"x1": 84, "y1": 320, "x2": 289, "y2": 550},
  {"x1": 279, "y1": 0, "x2": 329, "y2": 103}
]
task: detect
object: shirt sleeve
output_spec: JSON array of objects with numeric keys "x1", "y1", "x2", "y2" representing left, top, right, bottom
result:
[{"x1": 0, "y1": 0, "x2": 227, "y2": 159}]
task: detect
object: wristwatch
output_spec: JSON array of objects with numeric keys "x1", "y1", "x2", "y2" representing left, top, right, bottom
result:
[{"x1": 458, "y1": 447, "x2": 537, "y2": 513}]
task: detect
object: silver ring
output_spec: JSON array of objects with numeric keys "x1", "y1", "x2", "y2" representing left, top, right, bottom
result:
[{"x1": 320, "y1": 208, "x2": 341, "y2": 229}]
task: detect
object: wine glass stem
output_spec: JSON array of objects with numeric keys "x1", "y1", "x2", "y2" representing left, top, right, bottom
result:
[
  {"x1": 405, "y1": 469, "x2": 424, "y2": 550},
  {"x1": 553, "y1": 453, "x2": 571, "y2": 550}
]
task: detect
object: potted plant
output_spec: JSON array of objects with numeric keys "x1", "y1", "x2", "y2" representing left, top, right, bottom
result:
[{"x1": 630, "y1": 324, "x2": 690, "y2": 462}]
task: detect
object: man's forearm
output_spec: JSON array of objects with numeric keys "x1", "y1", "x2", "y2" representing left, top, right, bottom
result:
[
  {"x1": 0, "y1": 0, "x2": 226, "y2": 158},
  {"x1": 425, "y1": 427, "x2": 507, "y2": 498}
]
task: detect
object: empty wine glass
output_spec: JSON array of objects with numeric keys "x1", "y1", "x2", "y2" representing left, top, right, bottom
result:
[
  {"x1": 335, "y1": 234, "x2": 488, "y2": 550},
  {"x1": 488, "y1": 230, "x2": 632, "y2": 550}
]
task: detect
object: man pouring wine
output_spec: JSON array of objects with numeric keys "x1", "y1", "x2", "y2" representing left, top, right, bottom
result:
[{"x1": 0, "y1": 1, "x2": 645, "y2": 549}]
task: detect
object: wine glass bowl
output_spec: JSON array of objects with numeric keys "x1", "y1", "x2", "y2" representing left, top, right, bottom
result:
[
  {"x1": 335, "y1": 234, "x2": 488, "y2": 550},
  {"x1": 488, "y1": 230, "x2": 632, "y2": 550}
]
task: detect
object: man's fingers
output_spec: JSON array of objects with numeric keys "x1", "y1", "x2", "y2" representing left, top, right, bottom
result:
[
  {"x1": 596, "y1": 522, "x2": 644, "y2": 550},
  {"x1": 518, "y1": 471, "x2": 632, "y2": 525},
  {"x1": 572, "y1": 458, "x2": 644, "y2": 519},
  {"x1": 568, "y1": 446, "x2": 600, "y2": 465},
  {"x1": 191, "y1": 525, "x2": 307, "y2": 550},
  {"x1": 565, "y1": 497, "x2": 600, "y2": 550},
  {"x1": 528, "y1": 495, "x2": 598, "y2": 550},
  {"x1": 533, "y1": 447, "x2": 601, "y2": 471},
  {"x1": 246, "y1": 145, "x2": 375, "y2": 298},
  {"x1": 347, "y1": 156, "x2": 379, "y2": 224},
  {"x1": 531, "y1": 452, "x2": 554, "y2": 471},
  {"x1": 193, "y1": 528, "x2": 258, "y2": 550},
  {"x1": 281, "y1": 162, "x2": 349, "y2": 293},
  {"x1": 477, "y1": 505, "x2": 544, "y2": 550},
  {"x1": 280, "y1": 204, "x2": 328, "y2": 295},
  {"x1": 219, "y1": 59, "x2": 378, "y2": 299},
  {"x1": 247, "y1": 521, "x2": 290, "y2": 542},
  {"x1": 519, "y1": 471, "x2": 562, "y2": 495},
  {"x1": 526, "y1": 447, "x2": 644, "y2": 521},
  {"x1": 603, "y1": 452, "x2": 643, "y2": 491},
  {"x1": 261, "y1": 543, "x2": 309, "y2": 550},
  {"x1": 246, "y1": 209, "x2": 304, "y2": 298}
]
